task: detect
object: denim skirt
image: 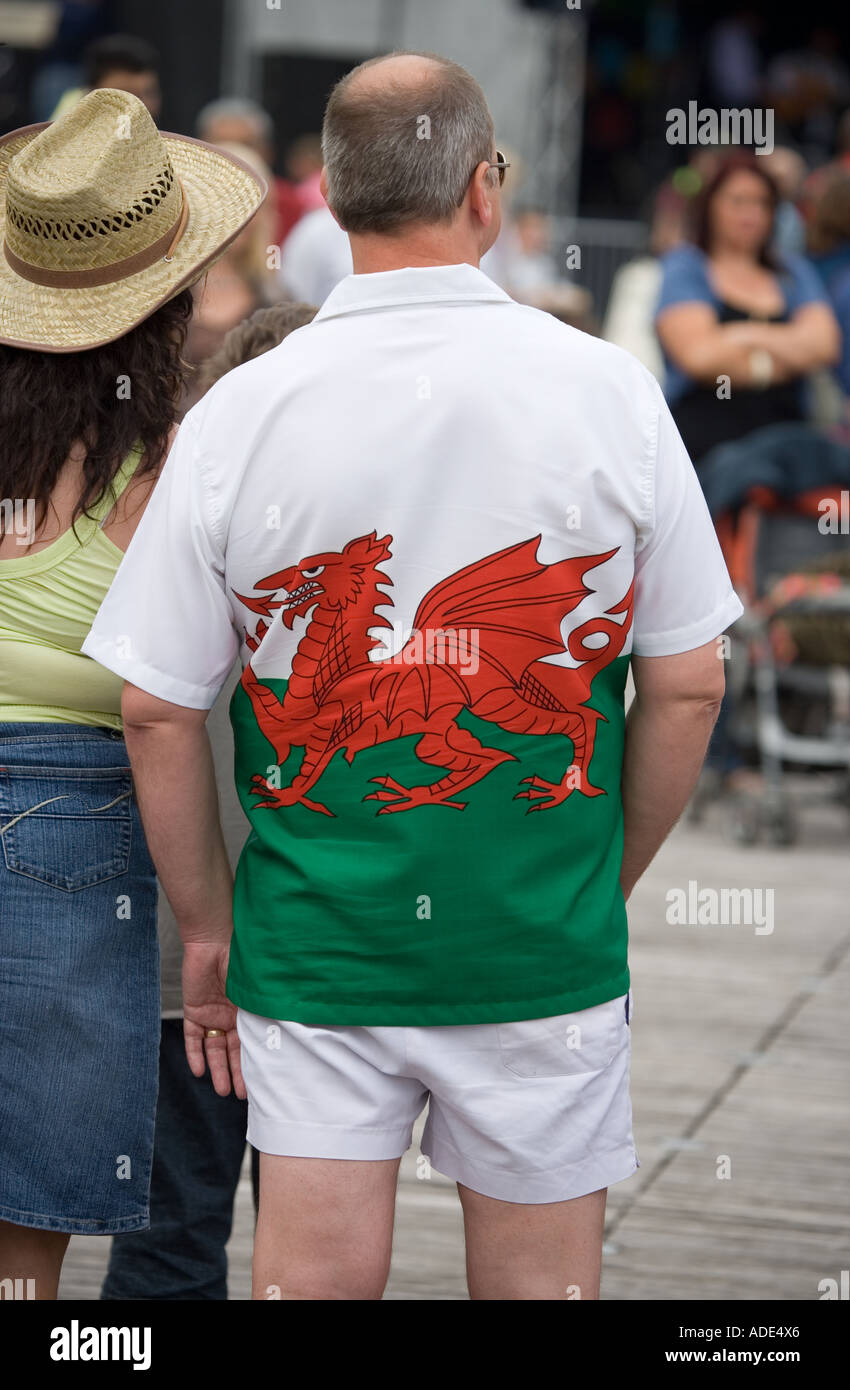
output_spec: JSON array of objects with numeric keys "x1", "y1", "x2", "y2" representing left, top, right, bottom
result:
[{"x1": 0, "y1": 723, "x2": 160, "y2": 1233}]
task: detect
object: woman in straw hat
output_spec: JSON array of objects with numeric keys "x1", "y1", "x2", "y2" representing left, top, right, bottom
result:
[{"x1": 0, "y1": 87, "x2": 265, "y2": 1296}]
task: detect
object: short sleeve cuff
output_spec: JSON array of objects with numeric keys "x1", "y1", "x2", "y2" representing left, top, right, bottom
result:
[
  {"x1": 631, "y1": 591, "x2": 744, "y2": 657},
  {"x1": 80, "y1": 632, "x2": 222, "y2": 710}
]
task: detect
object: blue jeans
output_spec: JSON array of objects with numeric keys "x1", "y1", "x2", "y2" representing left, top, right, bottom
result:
[
  {"x1": 102, "y1": 1019, "x2": 260, "y2": 1300},
  {"x1": 0, "y1": 723, "x2": 159, "y2": 1233}
]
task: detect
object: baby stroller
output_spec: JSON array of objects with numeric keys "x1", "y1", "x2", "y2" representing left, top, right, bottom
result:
[{"x1": 693, "y1": 424, "x2": 850, "y2": 846}]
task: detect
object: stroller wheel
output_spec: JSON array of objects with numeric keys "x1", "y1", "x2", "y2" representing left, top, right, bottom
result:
[
  {"x1": 764, "y1": 806, "x2": 797, "y2": 847},
  {"x1": 729, "y1": 797, "x2": 760, "y2": 845}
]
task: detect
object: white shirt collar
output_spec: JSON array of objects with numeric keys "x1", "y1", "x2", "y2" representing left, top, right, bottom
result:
[{"x1": 311, "y1": 261, "x2": 513, "y2": 321}]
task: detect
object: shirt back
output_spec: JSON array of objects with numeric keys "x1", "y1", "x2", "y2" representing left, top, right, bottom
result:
[{"x1": 83, "y1": 263, "x2": 742, "y2": 1024}]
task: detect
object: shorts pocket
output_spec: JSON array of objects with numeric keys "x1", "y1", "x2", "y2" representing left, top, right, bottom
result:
[
  {"x1": 0, "y1": 765, "x2": 133, "y2": 892},
  {"x1": 498, "y1": 997, "x2": 626, "y2": 1078}
]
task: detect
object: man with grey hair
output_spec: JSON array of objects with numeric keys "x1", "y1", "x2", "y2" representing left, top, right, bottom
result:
[
  {"x1": 86, "y1": 51, "x2": 742, "y2": 1299},
  {"x1": 196, "y1": 96, "x2": 276, "y2": 160},
  {"x1": 196, "y1": 96, "x2": 301, "y2": 245}
]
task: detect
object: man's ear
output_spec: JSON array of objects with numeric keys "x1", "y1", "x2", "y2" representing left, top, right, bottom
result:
[
  {"x1": 469, "y1": 162, "x2": 496, "y2": 230},
  {"x1": 319, "y1": 166, "x2": 329, "y2": 202},
  {"x1": 319, "y1": 166, "x2": 343, "y2": 226}
]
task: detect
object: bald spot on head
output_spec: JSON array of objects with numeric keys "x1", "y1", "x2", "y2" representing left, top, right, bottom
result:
[
  {"x1": 344, "y1": 52, "x2": 447, "y2": 103},
  {"x1": 321, "y1": 49, "x2": 495, "y2": 234}
]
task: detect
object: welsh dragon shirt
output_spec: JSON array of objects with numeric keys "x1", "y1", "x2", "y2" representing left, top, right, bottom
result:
[{"x1": 83, "y1": 263, "x2": 743, "y2": 1025}]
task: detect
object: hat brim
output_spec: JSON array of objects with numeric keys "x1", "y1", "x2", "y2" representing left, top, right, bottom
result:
[{"x1": 0, "y1": 124, "x2": 268, "y2": 352}]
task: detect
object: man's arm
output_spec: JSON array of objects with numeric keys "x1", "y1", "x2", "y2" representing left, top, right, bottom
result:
[
  {"x1": 620, "y1": 639, "x2": 726, "y2": 901},
  {"x1": 120, "y1": 682, "x2": 243, "y2": 1097}
]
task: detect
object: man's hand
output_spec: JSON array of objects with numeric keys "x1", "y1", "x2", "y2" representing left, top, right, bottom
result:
[{"x1": 182, "y1": 942, "x2": 245, "y2": 1099}]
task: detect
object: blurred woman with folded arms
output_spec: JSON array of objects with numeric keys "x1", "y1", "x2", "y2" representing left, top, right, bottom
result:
[{"x1": 656, "y1": 152, "x2": 840, "y2": 467}]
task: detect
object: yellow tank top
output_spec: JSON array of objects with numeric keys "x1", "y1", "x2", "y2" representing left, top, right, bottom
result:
[{"x1": 0, "y1": 443, "x2": 146, "y2": 730}]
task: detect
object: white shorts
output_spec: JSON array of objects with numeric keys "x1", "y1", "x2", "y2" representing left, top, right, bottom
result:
[{"x1": 236, "y1": 989, "x2": 639, "y2": 1205}]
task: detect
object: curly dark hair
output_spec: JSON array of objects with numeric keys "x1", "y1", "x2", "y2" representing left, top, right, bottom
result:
[
  {"x1": 193, "y1": 300, "x2": 317, "y2": 398},
  {"x1": 0, "y1": 288, "x2": 193, "y2": 538}
]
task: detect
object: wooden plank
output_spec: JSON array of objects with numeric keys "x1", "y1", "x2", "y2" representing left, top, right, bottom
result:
[{"x1": 58, "y1": 797, "x2": 850, "y2": 1300}]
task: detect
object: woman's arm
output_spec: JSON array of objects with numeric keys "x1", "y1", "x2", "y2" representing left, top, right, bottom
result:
[
  {"x1": 656, "y1": 302, "x2": 796, "y2": 387},
  {"x1": 657, "y1": 300, "x2": 840, "y2": 388},
  {"x1": 738, "y1": 302, "x2": 841, "y2": 374}
]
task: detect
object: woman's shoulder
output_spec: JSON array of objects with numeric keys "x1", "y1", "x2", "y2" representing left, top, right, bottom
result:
[
  {"x1": 659, "y1": 242, "x2": 707, "y2": 271},
  {"x1": 656, "y1": 242, "x2": 713, "y2": 309},
  {"x1": 773, "y1": 251, "x2": 829, "y2": 304},
  {"x1": 114, "y1": 429, "x2": 174, "y2": 501},
  {"x1": 99, "y1": 430, "x2": 177, "y2": 549},
  {"x1": 773, "y1": 250, "x2": 812, "y2": 277}
]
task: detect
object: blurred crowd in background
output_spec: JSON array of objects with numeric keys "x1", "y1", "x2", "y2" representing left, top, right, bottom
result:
[
  {"x1": 4, "y1": 6, "x2": 850, "y2": 412},
  {"x1": 3, "y1": 0, "x2": 850, "y2": 823}
]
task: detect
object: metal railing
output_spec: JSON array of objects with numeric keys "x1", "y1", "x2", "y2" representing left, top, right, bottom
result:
[{"x1": 556, "y1": 216, "x2": 649, "y2": 322}]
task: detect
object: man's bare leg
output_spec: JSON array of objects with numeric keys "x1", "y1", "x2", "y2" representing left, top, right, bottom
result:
[
  {"x1": 0, "y1": 1221, "x2": 70, "y2": 1300},
  {"x1": 459, "y1": 1184, "x2": 608, "y2": 1300},
  {"x1": 252, "y1": 1154, "x2": 402, "y2": 1300}
]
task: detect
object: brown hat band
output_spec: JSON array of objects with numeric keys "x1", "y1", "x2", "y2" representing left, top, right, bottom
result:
[{"x1": 3, "y1": 183, "x2": 190, "y2": 289}]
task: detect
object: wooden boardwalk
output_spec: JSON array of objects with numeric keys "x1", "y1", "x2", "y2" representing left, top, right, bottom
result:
[{"x1": 60, "y1": 782, "x2": 849, "y2": 1300}]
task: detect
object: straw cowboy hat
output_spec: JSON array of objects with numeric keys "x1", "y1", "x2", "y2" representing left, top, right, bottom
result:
[{"x1": 0, "y1": 87, "x2": 267, "y2": 352}]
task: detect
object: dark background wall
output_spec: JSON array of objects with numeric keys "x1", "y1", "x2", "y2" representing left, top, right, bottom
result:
[
  {"x1": 260, "y1": 51, "x2": 369, "y2": 165},
  {"x1": 114, "y1": 0, "x2": 225, "y2": 136}
]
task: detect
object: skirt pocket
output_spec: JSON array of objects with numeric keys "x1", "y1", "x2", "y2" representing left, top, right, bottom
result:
[{"x1": 0, "y1": 765, "x2": 133, "y2": 892}]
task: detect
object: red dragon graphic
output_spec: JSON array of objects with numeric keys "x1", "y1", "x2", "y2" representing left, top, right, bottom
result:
[{"x1": 233, "y1": 533, "x2": 633, "y2": 817}]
